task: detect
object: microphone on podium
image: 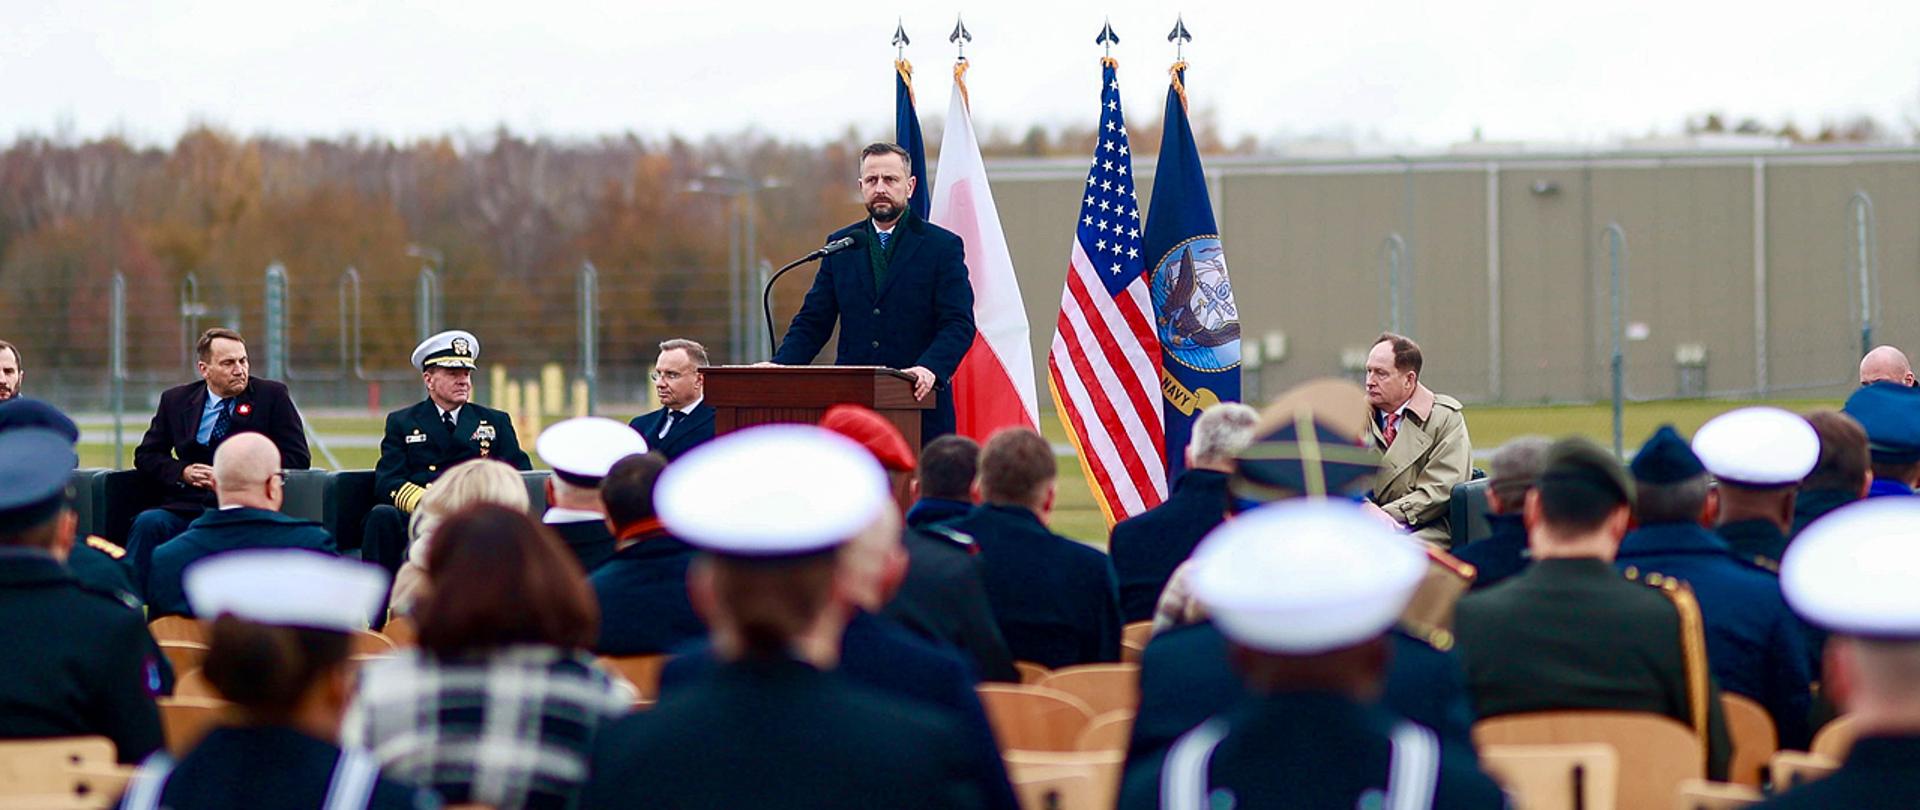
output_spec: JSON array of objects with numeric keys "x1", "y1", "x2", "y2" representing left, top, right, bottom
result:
[{"x1": 763, "y1": 233, "x2": 864, "y2": 357}]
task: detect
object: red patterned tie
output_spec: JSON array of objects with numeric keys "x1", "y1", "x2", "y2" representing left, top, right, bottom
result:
[{"x1": 1383, "y1": 412, "x2": 1400, "y2": 447}]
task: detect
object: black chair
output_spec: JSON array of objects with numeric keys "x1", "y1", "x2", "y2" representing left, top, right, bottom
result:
[
  {"x1": 67, "y1": 469, "x2": 111, "y2": 540},
  {"x1": 1447, "y1": 478, "x2": 1492, "y2": 548},
  {"x1": 326, "y1": 471, "x2": 380, "y2": 554},
  {"x1": 521, "y1": 470, "x2": 552, "y2": 513},
  {"x1": 99, "y1": 469, "x2": 165, "y2": 545}
]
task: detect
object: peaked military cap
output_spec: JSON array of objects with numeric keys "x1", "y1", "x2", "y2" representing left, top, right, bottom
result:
[
  {"x1": 1784, "y1": 498, "x2": 1920, "y2": 638},
  {"x1": 656, "y1": 424, "x2": 889, "y2": 559},
  {"x1": 1692, "y1": 407, "x2": 1819, "y2": 488},
  {"x1": 186, "y1": 549, "x2": 388, "y2": 633},
  {"x1": 0, "y1": 397, "x2": 79, "y2": 442},
  {"x1": 411, "y1": 330, "x2": 480, "y2": 371},
  {"x1": 0, "y1": 428, "x2": 77, "y2": 528},
  {"x1": 536, "y1": 417, "x2": 649, "y2": 487},
  {"x1": 1843, "y1": 382, "x2": 1920, "y2": 464}
]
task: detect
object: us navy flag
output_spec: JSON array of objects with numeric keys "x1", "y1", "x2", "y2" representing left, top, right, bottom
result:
[{"x1": 1142, "y1": 63, "x2": 1240, "y2": 479}]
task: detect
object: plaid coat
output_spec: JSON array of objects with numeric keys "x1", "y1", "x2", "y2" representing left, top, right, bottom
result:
[{"x1": 345, "y1": 645, "x2": 631, "y2": 810}]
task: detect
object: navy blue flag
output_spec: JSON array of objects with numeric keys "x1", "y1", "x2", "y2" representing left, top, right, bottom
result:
[
  {"x1": 895, "y1": 59, "x2": 931, "y2": 218},
  {"x1": 1142, "y1": 64, "x2": 1241, "y2": 480}
]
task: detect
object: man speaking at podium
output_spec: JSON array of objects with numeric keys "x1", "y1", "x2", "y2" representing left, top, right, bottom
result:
[{"x1": 771, "y1": 142, "x2": 975, "y2": 443}]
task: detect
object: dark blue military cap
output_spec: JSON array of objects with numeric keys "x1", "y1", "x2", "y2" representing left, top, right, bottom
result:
[
  {"x1": 1630, "y1": 425, "x2": 1705, "y2": 484},
  {"x1": 0, "y1": 428, "x2": 78, "y2": 528},
  {"x1": 1843, "y1": 382, "x2": 1920, "y2": 464},
  {"x1": 0, "y1": 397, "x2": 80, "y2": 442}
]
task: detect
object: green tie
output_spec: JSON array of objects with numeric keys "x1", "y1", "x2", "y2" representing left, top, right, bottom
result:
[{"x1": 869, "y1": 226, "x2": 894, "y2": 288}]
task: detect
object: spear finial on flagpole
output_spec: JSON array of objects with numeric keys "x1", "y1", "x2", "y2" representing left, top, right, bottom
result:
[
  {"x1": 1167, "y1": 14, "x2": 1192, "y2": 61},
  {"x1": 1096, "y1": 18, "x2": 1119, "y2": 58},
  {"x1": 949, "y1": 14, "x2": 972, "y2": 60},
  {"x1": 892, "y1": 18, "x2": 910, "y2": 60}
]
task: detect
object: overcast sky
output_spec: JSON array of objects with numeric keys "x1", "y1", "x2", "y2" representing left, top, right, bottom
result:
[{"x1": 5, "y1": 0, "x2": 1917, "y2": 149}]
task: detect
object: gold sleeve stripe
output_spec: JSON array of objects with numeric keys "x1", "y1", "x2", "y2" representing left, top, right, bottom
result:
[
  {"x1": 395, "y1": 482, "x2": 427, "y2": 513},
  {"x1": 85, "y1": 535, "x2": 127, "y2": 559},
  {"x1": 1656, "y1": 576, "x2": 1713, "y2": 769}
]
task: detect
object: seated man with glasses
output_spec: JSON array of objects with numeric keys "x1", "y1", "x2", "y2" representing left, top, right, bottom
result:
[
  {"x1": 146, "y1": 432, "x2": 335, "y2": 617},
  {"x1": 629, "y1": 339, "x2": 715, "y2": 460}
]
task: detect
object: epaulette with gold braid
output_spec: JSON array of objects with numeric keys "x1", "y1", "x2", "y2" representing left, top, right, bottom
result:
[
  {"x1": 1631, "y1": 569, "x2": 1713, "y2": 771},
  {"x1": 85, "y1": 535, "x2": 126, "y2": 560},
  {"x1": 1426, "y1": 546, "x2": 1478, "y2": 582}
]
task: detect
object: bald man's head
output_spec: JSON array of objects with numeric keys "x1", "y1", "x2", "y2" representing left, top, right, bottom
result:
[
  {"x1": 1860, "y1": 346, "x2": 1915, "y2": 387},
  {"x1": 212, "y1": 432, "x2": 284, "y2": 511},
  {"x1": 837, "y1": 507, "x2": 906, "y2": 612}
]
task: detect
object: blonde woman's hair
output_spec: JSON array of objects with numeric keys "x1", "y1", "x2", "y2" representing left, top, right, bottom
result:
[{"x1": 408, "y1": 459, "x2": 531, "y2": 546}]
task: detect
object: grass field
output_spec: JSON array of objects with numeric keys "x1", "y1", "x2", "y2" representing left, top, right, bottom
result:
[{"x1": 78, "y1": 396, "x2": 1846, "y2": 546}]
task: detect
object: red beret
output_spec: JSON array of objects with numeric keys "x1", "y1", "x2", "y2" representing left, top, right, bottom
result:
[{"x1": 820, "y1": 404, "x2": 916, "y2": 472}]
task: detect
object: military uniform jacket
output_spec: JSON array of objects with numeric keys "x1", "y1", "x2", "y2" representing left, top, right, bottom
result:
[
  {"x1": 1109, "y1": 469, "x2": 1231, "y2": 623},
  {"x1": 771, "y1": 213, "x2": 977, "y2": 441},
  {"x1": 661, "y1": 611, "x2": 1018, "y2": 810},
  {"x1": 545, "y1": 516, "x2": 616, "y2": 573},
  {"x1": 0, "y1": 548, "x2": 163, "y2": 763},
  {"x1": 117, "y1": 725, "x2": 437, "y2": 810},
  {"x1": 884, "y1": 500, "x2": 1017, "y2": 683},
  {"x1": 1454, "y1": 557, "x2": 1732, "y2": 779},
  {"x1": 1120, "y1": 692, "x2": 1505, "y2": 810},
  {"x1": 1715, "y1": 519, "x2": 1791, "y2": 570},
  {"x1": 1452, "y1": 513, "x2": 1530, "y2": 592},
  {"x1": 1616, "y1": 522, "x2": 1814, "y2": 748},
  {"x1": 146, "y1": 507, "x2": 335, "y2": 618},
  {"x1": 1368, "y1": 384, "x2": 1472, "y2": 546},
  {"x1": 375, "y1": 400, "x2": 531, "y2": 511},
  {"x1": 1126, "y1": 621, "x2": 1478, "y2": 771},
  {"x1": 582, "y1": 656, "x2": 988, "y2": 810},
  {"x1": 947, "y1": 503, "x2": 1123, "y2": 668},
  {"x1": 627, "y1": 402, "x2": 715, "y2": 460},
  {"x1": 134, "y1": 378, "x2": 311, "y2": 511},
  {"x1": 1752, "y1": 735, "x2": 1920, "y2": 809},
  {"x1": 588, "y1": 526, "x2": 705, "y2": 657}
]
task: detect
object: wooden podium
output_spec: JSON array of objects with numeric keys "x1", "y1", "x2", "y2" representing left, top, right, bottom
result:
[{"x1": 703, "y1": 366, "x2": 933, "y2": 448}]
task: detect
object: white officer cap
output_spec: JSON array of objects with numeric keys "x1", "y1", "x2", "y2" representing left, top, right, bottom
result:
[
  {"x1": 1691, "y1": 406, "x2": 1818, "y2": 488},
  {"x1": 411, "y1": 330, "x2": 480, "y2": 371},
  {"x1": 537, "y1": 417, "x2": 649, "y2": 486},
  {"x1": 1188, "y1": 499, "x2": 1428, "y2": 654},
  {"x1": 185, "y1": 550, "x2": 389, "y2": 633},
  {"x1": 1784, "y1": 498, "x2": 1920, "y2": 638},
  {"x1": 655, "y1": 424, "x2": 889, "y2": 558}
]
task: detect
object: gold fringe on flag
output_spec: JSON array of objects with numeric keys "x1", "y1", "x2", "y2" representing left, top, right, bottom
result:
[
  {"x1": 896, "y1": 59, "x2": 915, "y2": 105},
  {"x1": 953, "y1": 58, "x2": 971, "y2": 111},
  {"x1": 1169, "y1": 60, "x2": 1189, "y2": 113}
]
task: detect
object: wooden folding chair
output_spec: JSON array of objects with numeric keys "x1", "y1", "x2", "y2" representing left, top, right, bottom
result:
[
  {"x1": 172, "y1": 668, "x2": 222, "y2": 700},
  {"x1": 0, "y1": 736, "x2": 121, "y2": 807},
  {"x1": 381, "y1": 615, "x2": 419, "y2": 648},
  {"x1": 1674, "y1": 779, "x2": 1761, "y2": 810},
  {"x1": 1074, "y1": 710, "x2": 1134, "y2": 752},
  {"x1": 977, "y1": 684, "x2": 1096, "y2": 753},
  {"x1": 1475, "y1": 711, "x2": 1701, "y2": 810},
  {"x1": 1809, "y1": 714, "x2": 1856, "y2": 761},
  {"x1": 1120, "y1": 621, "x2": 1153, "y2": 664},
  {"x1": 598, "y1": 654, "x2": 670, "y2": 701},
  {"x1": 1477, "y1": 743, "x2": 1617, "y2": 810},
  {"x1": 159, "y1": 697, "x2": 231, "y2": 756},
  {"x1": 1719, "y1": 693, "x2": 1777, "y2": 787},
  {"x1": 157, "y1": 640, "x2": 209, "y2": 679},
  {"x1": 1037, "y1": 664, "x2": 1139, "y2": 717},
  {"x1": 147, "y1": 615, "x2": 207, "y2": 644},
  {"x1": 351, "y1": 630, "x2": 397, "y2": 656},
  {"x1": 1015, "y1": 661, "x2": 1052, "y2": 685},
  {"x1": 1766, "y1": 751, "x2": 1838, "y2": 794},
  {"x1": 1003, "y1": 750, "x2": 1124, "y2": 810}
]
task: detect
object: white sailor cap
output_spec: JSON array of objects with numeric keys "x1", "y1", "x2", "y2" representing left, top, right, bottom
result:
[
  {"x1": 655, "y1": 424, "x2": 889, "y2": 558},
  {"x1": 184, "y1": 549, "x2": 389, "y2": 633},
  {"x1": 1691, "y1": 406, "x2": 1818, "y2": 488},
  {"x1": 411, "y1": 330, "x2": 480, "y2": 371},
  {"x1": 1784, "y1": 498, "x2": 1920, "y2": 638},
  {"x1": 537, "y1": 417, "x2": 650, "y2": 487},
  {"x1": 1189, "y1": 499, "x2": 1427, "y2": 654}
]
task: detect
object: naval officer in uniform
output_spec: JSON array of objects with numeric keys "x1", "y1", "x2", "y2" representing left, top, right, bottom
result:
[
  {"x1": 534, "y1": 416, "x2": 648, "y2": 572},
  {"x1": 1693, "y1": 407, "x2": 1819, "y2": 568},
  {"x1": 363, "y1": 330, "x2": 530, "y2": 578},
  {"x1": 1119, "y1": 500, "x2": 1504, "y2": 809}
]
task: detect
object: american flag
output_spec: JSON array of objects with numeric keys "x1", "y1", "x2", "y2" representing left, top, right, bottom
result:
[{"x1": 1047, "y1": 58, "x2": 1167, "y2": 524}]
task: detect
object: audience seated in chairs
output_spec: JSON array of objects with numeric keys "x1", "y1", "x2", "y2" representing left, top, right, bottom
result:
[
  {"x1": 386, "y1": 460, "x2": 529, "y2": 618},
  {"x1": 346, "y1": 504, "x2": 629, "y2": 810},
  {"x1": 120, "y1": 550, "x2": 434, "y2": 808}
]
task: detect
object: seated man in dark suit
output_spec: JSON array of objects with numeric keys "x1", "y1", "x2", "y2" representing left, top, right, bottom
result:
[
  {"x1": 129, "y1": 328, "x2": 310, "y2": 595},
  {"x1": 947, "y1": 428, "x2": 1121, "y2": 668},
  {"x1": 582, "y1": 425, "x2": 991, "y2": 809},
  {"x1": 590, "y1": 453, "x2": 705, "y2": 656},
  {"x1": 534, "y1": 416, "x2": 647, "y2": 572},
  {"x1": 1453, "y1": 435, "x2": 1550, "y2": 591},
  {"x1": 627, "y1": 339, "x2": 715, "y2": 460},
  {"x1": 147, "y1": 432, "x2": 334, "y2": 617},
  {"x1": 363, "y1": 330, "x2": 531, "y2": 578},
  {"x1": 1109, "y1": 402, "x2": 1256, "y2": 622},
  {"x1": 1453, "y1": 438, "x2": 1732, "y2": 779}
]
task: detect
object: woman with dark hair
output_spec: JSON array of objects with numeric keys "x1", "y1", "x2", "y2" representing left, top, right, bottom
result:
[
  {"x1": 346, "y1": 504, "x2": 629, "y2": 810},
  {"x1": 118, "y1": 550, "x2": 438, "y2": 810}
]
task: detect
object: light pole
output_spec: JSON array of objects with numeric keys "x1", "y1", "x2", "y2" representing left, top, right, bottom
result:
[{"x1": 686, "y1": 173, "x2": 783, "y2": 362}]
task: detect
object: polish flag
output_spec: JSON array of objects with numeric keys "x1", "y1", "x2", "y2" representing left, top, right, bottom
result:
[{"x1": 930, "y1": 72, "x2": 1039, "y2": 439}]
